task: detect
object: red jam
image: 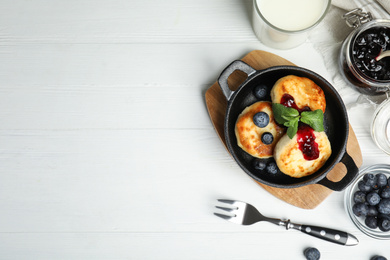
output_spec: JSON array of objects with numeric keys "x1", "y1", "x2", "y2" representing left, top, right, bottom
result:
[
  {"x1": 280, "y1": 94, "x2": 319, "y2": 160},
  {"x1": 297, "y1": 124, "x2": 319, "y2": 161},
  {"x1": 280, "y1": 94, "x2": 311, "y2": 113}
]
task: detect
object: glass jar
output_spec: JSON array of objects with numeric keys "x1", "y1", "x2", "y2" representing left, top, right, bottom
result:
[{"x1": 339, "y1": 9, "x2": 390, "y2": 95}]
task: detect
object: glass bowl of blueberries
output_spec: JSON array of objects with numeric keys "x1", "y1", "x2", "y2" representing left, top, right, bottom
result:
[{"x1": 345, "y1": 164, "x2": 390, "y2": 239}]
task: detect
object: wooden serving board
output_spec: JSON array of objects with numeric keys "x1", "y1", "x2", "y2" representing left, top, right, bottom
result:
[{"x1": 205, "y1": 50, "x2": 363, "y2": 209}]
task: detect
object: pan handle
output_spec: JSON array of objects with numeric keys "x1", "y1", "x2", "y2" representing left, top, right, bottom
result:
[
  {"x1": 218, "y1": 60, "x2": 256, "y2": 101},
  {"x1": 317, "y1": 152, "x2": 359, "y2": 191}
]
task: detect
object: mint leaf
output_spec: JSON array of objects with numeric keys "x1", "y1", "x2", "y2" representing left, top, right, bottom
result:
[
  {"x1": 272, "y1": 103, "x2": 299, "y2": 125},
  {"x1": 272, "y1": 103, "x2": 300, "y2": 138},
  {"x1": 272, "y1": 103, "x2": 325, "y2": 139},
  {"x1": 285, "y1": 117, "x2": 299, "y2": 139},
  {"x1": 301, "y1": 109, "x2": 324, "y2": 132}
]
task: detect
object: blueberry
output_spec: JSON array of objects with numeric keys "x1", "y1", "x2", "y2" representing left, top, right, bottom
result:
[
  {"x1": 352, "y1": 202, "x2": 369, "y2": 217},
  {"x1": 363, "y1": 173, "x2": 378, "y2": 187},
  {"x1": 353, "y1": 190, "x2": 366, "y2": 204},
  {"x1": 253, "y1": 85, "x2": 268, "y2": 99},
  {"x1": 367, "y1": 191, "x2": 381, "y2": 206},
  {"x1": 365, "y1": 216, "x2": 378, "y2": 229},
  {"x1": 266, "y1": 162, "x2": 278, "y2": 175},
  {"x1": 379, "y1": 213, "x2": 390, "y2": 221},
  {"x1": 381, "y1": 187, "x2": 390, "y2": 199},
  {"x1": 367, "y1": 205, "x2": 379, "y2": 216},
  {"x1": 378, "y1": 217, "x2": 390, "y2": 232},
  {"x1": 303, "y1": 247, "x2": 320, "y2": 260},
  {"x1": 378, "y1": 199, "x2": 390, "y2": 214},
  {"x1": 261, "y1": 132, "x2": 274, "y2": 145},
  {"x1": 371, "y1": 256, "x2": 388, "y2": 260},
  {"x1": 377, "y1": 173, "x2": 388, "y2": 188},
  {"x1": 253, "y1": 112, "x2": 269, "y2": 128},
  {"x1": 358, "y1": 180, "x2": 372, "y2": 192},
  {"x1": 253, "y1": 159, "x2": 266, "y2": 171}
]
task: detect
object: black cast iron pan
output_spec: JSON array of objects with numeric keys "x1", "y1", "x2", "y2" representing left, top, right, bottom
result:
[{"x1": 218, "y1": 60, "x2": 359, "y2": 191}]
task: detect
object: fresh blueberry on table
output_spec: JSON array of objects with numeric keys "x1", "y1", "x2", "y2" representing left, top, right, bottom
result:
[
  {"x1": 261, "y1": 132, "x2": 274, "y2": 145},
  {"x1": 253, "y1": 85, "x2": 268, "y2": 99},
  {"x1": 253, "y1": 112, "x2": 269, "y2": 128},
  {"x1": 365, "y1": 216, "x2": 378, "y2": 229},
  {"x1": 353, "y1": 202, "x2": 368, "y2": 217},
  {"x1": 303, "y1": 247, "x2": 320, "y2": 260},
  {"x1": 367, "y1": 191, "x2": 381, "y2": 206},
  {"x1": 371, "y1": 256, "x2": 388, "y2": 260}
]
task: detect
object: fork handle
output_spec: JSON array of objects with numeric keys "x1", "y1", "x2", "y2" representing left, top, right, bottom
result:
[{"x1": 291, "y1": 223, "x2": 358, "y2": 246}]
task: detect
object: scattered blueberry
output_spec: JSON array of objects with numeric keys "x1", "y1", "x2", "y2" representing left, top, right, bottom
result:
[
  {"x1": 378, "y1": 199, "x2": 390, "y2": 214},
  {"x1": 367, "y1": 191, "x2": 381, "y2": 206},
  {"x1": 381, "y1": 187, "x2": 390, "y2": 199},
  {"x1": 266, "y1": 161, "x2": 278, "y2": 174},
  {"x1": 358, "y1": 180, "x2": 373, "y2": 192},
  {"x1": 377, "y1": 173, "x2": 388, "y2": 188},
  {"x1": 371, "y1": 256, "x2": 387, "y2": 260},
  {"x1": 253, "y1": 85, "x2": 268, "y2": 99},
  {"x1": 304, "y1": 247, "x2": 320, "y2": 260},
  {"x1": 261, "y1": 132, "x2": 274, "y2": 145},
  {"x1": 365, "y1": 216, "x2": 378, "y2": 229},
  {"x1": 353, "y1": 202, "x2": 369, "y2": 217},
  {"x1": 253, "y1": 112, "x2": 269, "y2": 128},
  {"x1": 253, "y1": 159, "x2": 266, "y2": 171}
]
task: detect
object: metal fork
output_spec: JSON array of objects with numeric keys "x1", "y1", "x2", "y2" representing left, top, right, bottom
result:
[{"x1": 214, "y1": 199, "x2": 359, "y2": 246}]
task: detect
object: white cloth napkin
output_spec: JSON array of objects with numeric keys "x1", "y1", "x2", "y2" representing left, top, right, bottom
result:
[{"x1": 308, "y1": 0, "x2": 390, "y2": 107}]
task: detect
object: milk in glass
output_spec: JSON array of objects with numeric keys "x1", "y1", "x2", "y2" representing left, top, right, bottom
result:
[{"x1": 252, "y1": 0, "x2": 329, "y2": 49}]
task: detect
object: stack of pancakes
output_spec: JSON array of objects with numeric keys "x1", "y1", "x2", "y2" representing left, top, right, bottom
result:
[{"x1": 235, "y1": 75, "x2": 332, "y2": 178}]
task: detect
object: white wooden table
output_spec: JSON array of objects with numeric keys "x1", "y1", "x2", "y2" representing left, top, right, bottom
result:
[{"x1": 1, "y1": 1, "x2": 389, "y2": 259}]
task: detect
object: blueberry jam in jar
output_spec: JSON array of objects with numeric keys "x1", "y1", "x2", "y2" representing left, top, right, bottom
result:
[
  {"x1": 352, "y1": 27, "x2": 390, "y2": 81},
  {"x1": 339, "y1": 19, "x2": 390, "y2": 95}
]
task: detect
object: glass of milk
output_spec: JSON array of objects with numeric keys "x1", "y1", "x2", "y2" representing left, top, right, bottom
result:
[{"x1": 252, "y1": 0, "x2": 330, "y2": 49}]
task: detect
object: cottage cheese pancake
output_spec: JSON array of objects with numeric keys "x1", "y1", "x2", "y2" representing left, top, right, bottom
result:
[
  {"x1": 235, "y1": 101, "x2": 285, "y2": 158},
  {"x1": 271, "y1": 75, "x2": 326, "y2": 113},
  {"x1": 274, "y1": 125, "x2": 332, "y2": 178}
]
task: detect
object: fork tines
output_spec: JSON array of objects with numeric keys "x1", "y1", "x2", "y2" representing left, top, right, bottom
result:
[{"x1": 214, "y1": 199, "x2": 240, "y2": 220}]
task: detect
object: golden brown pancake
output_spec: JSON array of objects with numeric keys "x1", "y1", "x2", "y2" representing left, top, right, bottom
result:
[
  {"x1": 274, "y1": 128, "x2": 332, "y2": 178},
  {"x1": 271, "y1": 75, "x2": 326, "y2": 112},
  {"x1": 235, "y1": 101, "x2": 285, "y2": 158}
]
